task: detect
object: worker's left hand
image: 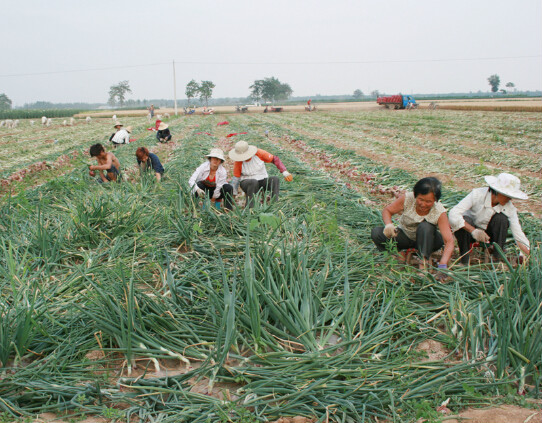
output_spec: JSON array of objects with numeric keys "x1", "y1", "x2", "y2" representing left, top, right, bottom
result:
[{"x1": 282, "y1": 171, "x2": 293, "y2": 182}]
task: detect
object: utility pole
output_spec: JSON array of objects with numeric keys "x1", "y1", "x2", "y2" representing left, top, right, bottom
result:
[{"x1": 173, "y1": 60, "x2": 178, "y2": 116}]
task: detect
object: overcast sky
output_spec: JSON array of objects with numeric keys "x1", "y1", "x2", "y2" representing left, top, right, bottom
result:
[{"x1": 2, "y1": 0, "x2": 541, "y2": 105}]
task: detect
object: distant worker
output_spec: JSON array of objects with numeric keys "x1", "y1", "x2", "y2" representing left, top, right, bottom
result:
[
  {"x1": 156, "y1": 122, "x2": 172, "y2": 143},
  {"x1": 148, "y1": 104, "x2": 155, "y2": 118},
  {"x1": 229, "y1": 141, "x2": 293, "y2": 208},
  {"x1": 109, "y1": 122, "x2": 131, "y2": 148},
  {"x1": 189, "y1": 148, "x2": 234, "y2": 210},
  {"x1": 89, "y1": 143, "x2": 122, "y2": 183},
  {"x1": 448, "y1": 173, "x2": 530, "y2": 265},
  {"x1": 371, "y1": 177, "x2": 454, "y2": 273},
  {"x1": 135, "y1": 147, "x2": 164, "y2": 182}
]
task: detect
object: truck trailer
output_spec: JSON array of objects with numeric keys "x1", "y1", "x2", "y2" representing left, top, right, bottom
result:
[{"x1": 377, "y1": 94, "x2": 418, "y2": 109}]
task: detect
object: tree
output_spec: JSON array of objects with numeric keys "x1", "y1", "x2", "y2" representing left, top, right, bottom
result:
[
  {"x1": 487, "y1": 74, "x2": 500, "y2": 93},
  {"x1": 371, "y1": 90, "x2": 380, "y2": 98},
  {"x1": 353, "y1": 89, "x2": 363, "y2": 99},
  {"x1": 185, "y1": 79, "x2": 199, "y2": 106},
  {"x1": 258, "y1": 77, "x2": 292, "y2": 104},
  {"x1": 108, "y1": 81, "x2": 132, "y2": 107},
  {"x1": 0, "y1": 93, "x2": 12, "y2": 110},
  {"x1": 249, "y1": 80, "x2": 265, "y2": 104},
  {"x1": 506, "y1": 82, "x2": 515, "y2": 92},
  {"x1": 199, "y1": 80, "x2": 215, "y2": 106}
]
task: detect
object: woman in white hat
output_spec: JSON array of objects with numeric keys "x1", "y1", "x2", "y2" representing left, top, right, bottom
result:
[
  {"x1": 229, "y1": 141, "x2": 293, "y2": 208},
  {"x1": 449, "y1": 173, "x2": 530, "y2": 264},
  {"x1": 188, "y1": 148, "x2": 233, "y2": 210},
  {"x1": 156, "y1": 122, "x2": 172, "y2": 143},
  {"x1": 109, "y1": 121, "x2": 131, "y2": 148}
]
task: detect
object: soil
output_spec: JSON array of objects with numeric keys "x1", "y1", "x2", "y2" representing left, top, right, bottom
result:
[{"x1": 77, "y1": 98, "x2": 542, "y2": 118}]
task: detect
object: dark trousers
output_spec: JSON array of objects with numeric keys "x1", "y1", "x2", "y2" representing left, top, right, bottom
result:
[
  {"x1": 195, "y1": 181, "x2": 234, "y2": 210},
  {"x1": 156, "y1": 133, "x2": 172, "y2": 142},
  {"x1": 240, "y1": 177, "x2": 279, "y2": 208},
  {"x1": 371, "y1": 221, "x2": 444, "y2": 259},
  {"x1": 454, "y1": 213, "x2": 509, "y2": 264}
]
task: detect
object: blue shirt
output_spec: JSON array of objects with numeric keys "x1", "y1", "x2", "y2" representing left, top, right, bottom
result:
[{"x1": 138, "y1": 152, "x2": 164, "y2": 174}]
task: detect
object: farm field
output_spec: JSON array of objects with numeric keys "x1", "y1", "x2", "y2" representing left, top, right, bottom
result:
[{"x1": 1, "y1": 109, "x2": 541, "y2": 423}]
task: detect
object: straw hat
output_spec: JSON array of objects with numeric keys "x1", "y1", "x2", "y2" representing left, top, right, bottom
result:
[
  {"x1": 125, "y1": 126, "x2": 132, "y2": 133},
  {"x1": 484, "y1": 173, "x2": 528, "y2": 200},
  {"x1": 206, "y1": 148, "x2": 226, "y2": 162},
  {"x1": 228, "y1": 141, "x2": 257, "y2": 161},
  {"x1": 114, "y1": 121, "x2": 123, "y2": 127},
  {"x1": 158, "y1": 122, "x2": 168, "y2": 131}
]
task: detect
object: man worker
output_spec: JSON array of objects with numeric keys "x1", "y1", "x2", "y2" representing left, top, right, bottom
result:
[{"x1": 89, "y1": 143, "x2": 122, "y2": 183}]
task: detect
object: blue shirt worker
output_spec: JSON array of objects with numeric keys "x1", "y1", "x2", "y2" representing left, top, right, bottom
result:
[{"x1": 135, "y1": 147, "x2": 164, "y2": 182}]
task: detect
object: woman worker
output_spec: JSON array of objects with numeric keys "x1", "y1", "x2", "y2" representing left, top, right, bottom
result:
[
  {"x1": 156, "y1": 122, "x2": 172, "y2": 143},
  {"x1": 448, "y1": 173, "x2": 530, "y2": 265},
  {"x1": 371, "y1": 177, "x2": 454, "y2": 271},
  {"x1": 135, "y1": 147, "x2": 164, "y2": 182},
  {"x1": 228, "y1": 140, "x2": 293, "y2": 208},
  {"x1": 188, "y1": 148, "x2": 234, "y2": 210}
]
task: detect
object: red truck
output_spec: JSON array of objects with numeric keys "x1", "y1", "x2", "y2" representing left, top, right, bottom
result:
[{"x1": 377, "y1": 94, "x2": 418, "y2": 109}]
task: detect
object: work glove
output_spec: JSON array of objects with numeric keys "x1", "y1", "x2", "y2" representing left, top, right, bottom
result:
[
  {"x1": 196, "y1": 187, "x2": 205, "y2": 197},
  {"x1": 282, "y1": 171, "x2": 293, "y2": 182},
  {"x1": 471, "y1": 229, "x2": 490, "y2": 243},
  {"x1": 383, "y1": 223, "x2": 397, "y2": 238}
]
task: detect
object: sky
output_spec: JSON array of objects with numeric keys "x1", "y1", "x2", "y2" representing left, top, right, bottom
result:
[{"x1": 2, "y1": 0, "x2": 541, "y2": 106}]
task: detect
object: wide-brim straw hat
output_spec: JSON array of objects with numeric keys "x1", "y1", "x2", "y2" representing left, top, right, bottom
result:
[
  {"x1": 484, "y1": 173, "x2": 528, "y2": 200},
  {"x1": 158, "y1": 122, "x2": 168, "y2": 130},
  {"x1": 206, "y1": 148, "x2": 226, "y2": 162},
  {"x1": 228, "y1": 141, "x2": 257, "y2": 161},
  {"x1": 125, "y1": 126, "x2": 133, "y2": 133},
  {"x1": 114, "y1": 121, "x2": 123, "y2": 127}
]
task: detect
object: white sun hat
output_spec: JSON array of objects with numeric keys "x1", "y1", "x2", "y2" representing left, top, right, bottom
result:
[
  {"x1": 114, "y1": 121, "x2": 123, "y2": 127},
  {"x1": 206, "y1": 148, "x2": 226, "y2": 162},
  {"x1": 228, "y1": 141, "x2": 257, "y2": 161},
  {"x1": 158, "y1": 122, "x2": 169, "y2": 130},
  {"x1": 484, "y1": 173, "x2": 528, "y2": 200}
]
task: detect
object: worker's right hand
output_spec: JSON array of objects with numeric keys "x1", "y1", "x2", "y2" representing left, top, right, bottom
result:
[
  {"x1": 471, "y1": 229, "x2": 490, "y2": 243},
  {"x1": 383, "y1": 223, "x2": 397, "y2": 238},
  {"x1": 196, "y1": 187, "x2": 205, "y2": 197}
]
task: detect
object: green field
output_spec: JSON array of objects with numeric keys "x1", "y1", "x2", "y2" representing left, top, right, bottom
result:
[{"x1": 0, "y1": 110, "x2": 541, "y2": 422}]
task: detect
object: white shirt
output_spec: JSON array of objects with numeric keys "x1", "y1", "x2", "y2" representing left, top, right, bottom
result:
[
  {"x1": 111, "y1": 129, "x2": 130, "y2": 144},
  {"x1": 188, "y1": 161, "x2": 228, "y2": 200},
  {"x1": 240, "y1": 155, "x2": 268, "y2": 181},
  {"x1": 449, "y1": 187, "x2": 530, "y2": 249}
]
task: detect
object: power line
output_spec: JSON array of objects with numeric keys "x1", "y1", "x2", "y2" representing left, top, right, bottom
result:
[{"x1": 1, "y1": 55, "x2": 540, "y2": 78}]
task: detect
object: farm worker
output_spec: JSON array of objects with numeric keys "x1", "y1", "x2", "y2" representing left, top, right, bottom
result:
[
  {"x1": 448, "y1": 173, "x2": 530, "y2": 265},
  {"x1": 135, "y1": 147, "x2": 164, "y2": 182},
  {"x1": 228, "y1": 141, "x2": 293, "y2": 208},
  {"x1": 188, "y1": 148, "x2": 234, "y2": 210},
  {"x1": 148, "y1": 104, "x2": 155, "y2": 118},
  {"x1": 88, "y1": 143, "x2": 122, "y2": 183},
  {"x1": 109, "y1": 122, "x2": 131, "y2": 148},
  {"x1": 156, "y1": 122, "x2": 172, "y2": 143},
  {"x1": 371, "y1": 177, "x2": 454, "y2": 273}
]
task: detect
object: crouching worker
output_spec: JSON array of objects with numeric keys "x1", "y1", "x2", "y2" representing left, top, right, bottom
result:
[
  {"x1": 89, "y1": 143, "x2": 122, "y2": 183},
  {"x1": 449, "y1": 173, "x2": 530, "y2": 265},
  {"x1": 135, "y1": 147, "x2": 164, "y2": 182},
  {"x1": 188, "y1": 148, "x2": 234, "y2": 210},
  {"x1": 156, "y1": 122, "x2": 172, "y2": 143},
  {"x1": 371, "y1": 177, "x2": 453, "y2": 271},
  {"x1": 228, "y1": 141, "x2": 293, "y2": 208}
]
